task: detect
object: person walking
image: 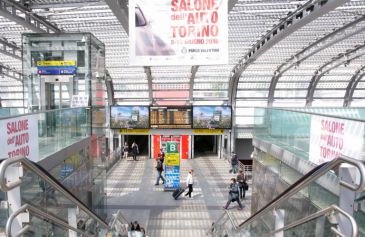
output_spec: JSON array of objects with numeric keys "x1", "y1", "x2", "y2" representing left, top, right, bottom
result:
[
  {"x1": 223, "y1": 178, "x2": 244, "y2": 210},
  {"x1": 231, "y1": 151, "x2": 239, "y2": 174},
  {"x1": 155, "y1": 158, "x2": 165, "y2": 185},
  {"x1": 123, "y1": 142, "x2": 129, "y2": 159},
  {"x1": 184, "y1": 170, "x2": 194, "y2": 198},
  {"x1": 131, "y1": 141, "x2": 139, "y2": 161},
  {"x1": 237, "y1": 170, "x2": 246, "y2": 199},
  {"x1": 158, "y1": 148, "x2": 165, "y2": 164}
]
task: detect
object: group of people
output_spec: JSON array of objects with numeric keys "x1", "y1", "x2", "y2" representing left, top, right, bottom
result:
[
  {"x1": 154, "y1": 148, "x2": 247, "y2": 208},
  {"x1": 223, "y1": 170, "x2": 247, "y2": 210},
  {"x1": 224, "y1": 151, "x2": 248, "y2": 210},
  {"x1": 123, "y1": 141, "x2": 139, "y2": 161},
  {"x1": 154, "y1": 148, "x2": 194, "y2": 198}
]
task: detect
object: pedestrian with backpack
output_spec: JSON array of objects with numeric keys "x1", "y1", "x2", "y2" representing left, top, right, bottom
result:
[
  {"x1": 155, "y1": 158, "x2": 165, "y2": 185},
  {"x1": 223, "y1": 178, "x2": 244, "y2": 210}
]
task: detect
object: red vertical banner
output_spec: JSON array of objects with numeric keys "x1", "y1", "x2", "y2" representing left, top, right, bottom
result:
[
  {"x1": 153, "y1": 135, "x2": 160, "y2": 159},
  {"x1": 181, "y1": 135, "x2": 189, "y2": 159}
]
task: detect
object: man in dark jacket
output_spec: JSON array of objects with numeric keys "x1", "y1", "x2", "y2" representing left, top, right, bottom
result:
[
  {"x1": 237, "y1": 170, "x2": 246, "y2": 199},
  {"x1": 223, "y1": 178, "x2": 243, "y2": 210},
  {"x1": 155, "y1": 158, "x2": 165, "y2": 185},
  {"x1": 231, "y1": 151, "x2": 239, "y2": 174}
]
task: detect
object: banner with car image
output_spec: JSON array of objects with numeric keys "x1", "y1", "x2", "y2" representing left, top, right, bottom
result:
[{"x1": 129, "y1": 0, "x2": 228, "y2": 66}]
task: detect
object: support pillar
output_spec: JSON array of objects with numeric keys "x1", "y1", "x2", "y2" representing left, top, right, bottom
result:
[
  {"x1": 339, "y1": 165, "x2": 357, "y2": 237},
  {"x1": 274, "y1": 209, "x2": 285, "y2": 237},
  {"x1": 68, "y1": 208, "x2": 77, "y2": 237}
]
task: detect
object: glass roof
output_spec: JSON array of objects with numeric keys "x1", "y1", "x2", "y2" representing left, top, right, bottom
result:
[{"x1": 0, "y1": 0, "x2": 363, "y2": 127}]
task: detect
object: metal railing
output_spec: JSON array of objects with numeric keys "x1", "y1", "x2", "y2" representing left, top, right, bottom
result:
[
  {"x1": 209, "y1": 155, "x2": 365, "y2": 236},
  {"x1": 0, "y1": 156, "x2": 109, "y2": 236},
  {"x1": 6, "y1": 204, "x2": 89, "y2": 237}
]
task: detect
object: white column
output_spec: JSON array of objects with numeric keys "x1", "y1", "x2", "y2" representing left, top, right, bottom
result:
[
  {"x1": 6, "y1": 165, "x2": 23, "y2": 236},
  {"x1": 68, "y1": 208, "x2": 77, "y2": 237},
  {"x1": 339, "y1": 164, "x2": 357, "y2": 237},
  {"x1": 274, "y1": 209, "x2": 285, "y2": 237}
]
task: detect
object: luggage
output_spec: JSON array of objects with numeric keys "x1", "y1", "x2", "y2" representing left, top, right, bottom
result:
[{"x1": 172, "y1": 187, "x2": 185, "y2": 200}]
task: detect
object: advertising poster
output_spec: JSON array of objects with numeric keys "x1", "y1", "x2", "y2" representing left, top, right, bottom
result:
[
  {"x1": 193, "y1": 106, "x2": 231, "y2": 129},
  {"x1": 0, "y1": 114, "x2": 39, "y2": 162},
  {"x1": 129, "y1": 0, "x2": 228, "y2": 66},
  {"x1": 309, "y1": 115, "x2": 364, "y2": 164},
  {"x1": 165, "y1": 142, "x2": 181, "y2": 190},
  {"x1": 110, "y1": 106, "x2": 149, "y2": 129}
]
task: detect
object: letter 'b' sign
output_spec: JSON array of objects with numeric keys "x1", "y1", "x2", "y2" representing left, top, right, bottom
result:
[{"x1": 167, "y1": 142, "x2": 179, "y2": 153}]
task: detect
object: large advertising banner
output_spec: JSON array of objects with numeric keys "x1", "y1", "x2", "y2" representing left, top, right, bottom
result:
[
  {"x1": 165, "y1": 142, "x2": 181, "y2": 190},
  {"x1": 309, "y1": 115, "x2": 364, "y2": 165},
  {"x1": 129, "y1": 0, "x2": 228, "y2": 66},
  {"x1": 0, "y1": 115, "x2": 39, "y2": 162}
]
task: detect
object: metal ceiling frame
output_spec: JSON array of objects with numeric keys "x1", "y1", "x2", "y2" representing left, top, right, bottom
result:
[
  {"x1": 0, "y1": 0, "x2": 61, "y2": 33},
  {"x1": 306, "y1": 43, "x2": 365, "y2": 106},
  {"x1": 228, "y1": 0, "x2": 350, "y2": 105},
  {"x1": 343, "y1": 65, "x2": 365, "y2": 107},
  {"x1": 189, "y1": 66, "x2": 199, "y2": 103},
  {"x1": 0, "y1": 63, "x2": 22, "y2": 81},
  {"x1": 144, "y1": 66, "x2": 153, "y2": 104},
  {"x1": 105, "y1": 70, "x2": 115, "y2": 105},
  {"x1": 0, "y1": 37, "x2": 21, "y2": 60},
  {"x1": 267, "y1": 15, "x2": 365, "y2": 106},
  {"x1": 105, "y1": 0, "x2": 128, "y2": 33}
]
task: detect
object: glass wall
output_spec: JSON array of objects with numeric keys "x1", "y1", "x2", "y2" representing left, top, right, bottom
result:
[{"x1": 253, "y1": 108, "x2": 365, "y2": 161}]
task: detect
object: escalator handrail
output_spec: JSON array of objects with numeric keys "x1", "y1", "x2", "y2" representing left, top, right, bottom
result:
[
  {"x1": 262, "y1": 204, "x2": 358, "y2": 237},
  {"x1": 238, "y1": 156, "x2": 365, "y2": 228},
  {"x1": 0, "y1": 156, "x2": 109, "y2": 229},
  {"x1": 236, "y1": 155, "x2": 365, "y2": 229},
  {"x1": 6, "y1": 203, "x2": 89, "y2": 237}
]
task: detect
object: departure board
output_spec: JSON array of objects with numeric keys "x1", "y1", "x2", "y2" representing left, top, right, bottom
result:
[{"x1": 150, "y1": 107, "x2": 192, "y2": 128}]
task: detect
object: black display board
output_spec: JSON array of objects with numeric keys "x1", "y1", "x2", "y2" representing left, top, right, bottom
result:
[{"x1": 150, "y1": 106, "x2": 192, "y2": 129}]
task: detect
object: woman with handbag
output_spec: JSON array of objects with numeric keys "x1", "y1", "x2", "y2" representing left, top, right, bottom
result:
[{"x1": 223, "y1": 178, "x2": 244, "y2": 210}]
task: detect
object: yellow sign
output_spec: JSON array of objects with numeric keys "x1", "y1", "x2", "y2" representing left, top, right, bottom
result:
[
  {"x1": 37, "y1": 61, "x2": 76, "y2": 66},
  {"x1": 120, "y1": 129, "x2": 150, "y2": 134},
  {"x1": 165, "y1": 153, "x2": 180, "y2": 166},
  {"x1": 193, "y1": 129, "x2": 224, "y2": 134}
]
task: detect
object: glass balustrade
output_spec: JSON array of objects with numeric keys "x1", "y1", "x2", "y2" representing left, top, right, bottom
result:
[
  {"x1": 0, "y1": 107, "x2": 90, "y2": 161},
  {"x1": 38, "y1": 107, "x2": 91, "y2": 159},
  {"x1": 17, "y1": 165, "x2": 102, "y2": 236},
  {"x1": 253, "y1": 107, "x2": 365, "y2": 161}
]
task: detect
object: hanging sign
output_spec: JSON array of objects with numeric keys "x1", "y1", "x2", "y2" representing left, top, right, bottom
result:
[
  {"x1": 309, "y1": 115, "x2": 364, "y2": 164},
  {"x1": 71, "y1": 95, "x2": 89, "y2": 108},
  {"x1": 129, "y1": 0, "x2": 228, "y2": 66},
  {"x1": 0, "y1": 115, "x2": 39, "y2": 162}
]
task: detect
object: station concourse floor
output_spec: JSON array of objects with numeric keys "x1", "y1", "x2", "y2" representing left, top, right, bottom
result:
[{"x1": 106, "y1": 156, "x2": 252, "y2": 237}]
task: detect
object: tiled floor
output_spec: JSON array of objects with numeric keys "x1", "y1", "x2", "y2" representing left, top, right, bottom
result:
[{"x1": 106, "y1": 156, "x2": 251, "y2": 237}]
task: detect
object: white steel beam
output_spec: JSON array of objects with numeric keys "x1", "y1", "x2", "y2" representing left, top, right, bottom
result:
[
  {"x1": 105, "y1": 0, "x2": 128, "y2": 33},
  {"x1": 343, "y1": 65, "x2": 365, "y2": 107},
  {"x1": 0, "y1": 63, "x2": 22, "y2": 81},
  {"x1": 0, "y1": 0, "x2": 61, "y2": 33},
  {"x1": 0, "y1": 37, "x2": 21, "y2": 60},
  {"x1": 228, "y1": 0, "x2": 350, "y2": 105},
  {"x1": 267, "y1": 15, "x2": 365, "y2": 106},
  {"x1": 306, "y1": 44, "x2": 365, "y2": 106}
]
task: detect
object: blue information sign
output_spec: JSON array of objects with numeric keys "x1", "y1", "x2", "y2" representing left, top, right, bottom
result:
[
  {"x1": 165, "y1": 166, "x2": 180, "y2": 189},
  {"x1": 37, "y1": 66, "x2": 77, "y2": 75}
]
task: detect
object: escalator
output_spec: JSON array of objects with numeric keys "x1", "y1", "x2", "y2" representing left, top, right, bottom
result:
[
  {"x1": 208, "y1": 156, "x2": 365, "y2": 237},
  {"x1": 0, "y1": 156, "x2": 131, "y2": 237}
]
